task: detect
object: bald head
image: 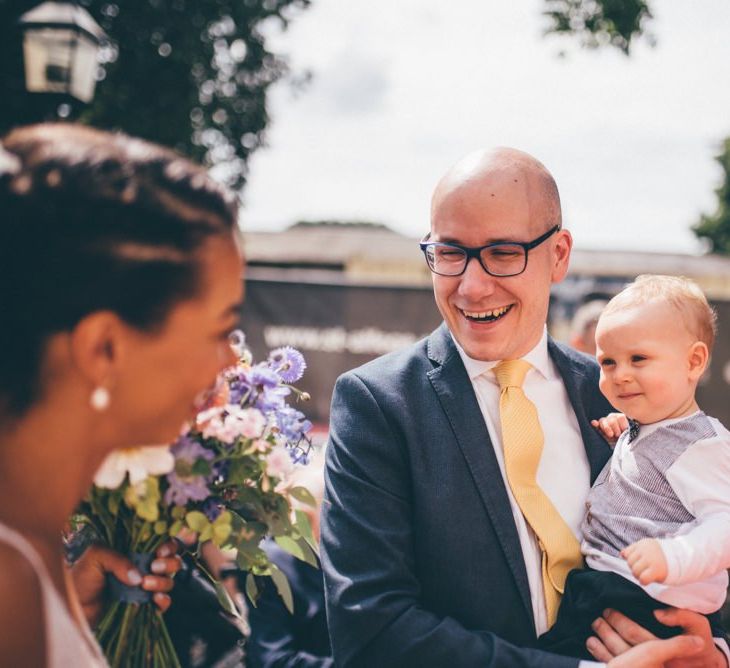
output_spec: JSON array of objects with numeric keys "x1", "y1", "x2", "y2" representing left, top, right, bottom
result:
[{"x1": 431, "y1": 147, "x2": 561, "y2": 234}]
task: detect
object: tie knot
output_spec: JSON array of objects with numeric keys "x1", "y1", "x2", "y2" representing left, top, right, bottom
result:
[{"x1": 493, "y1": 359, "x2": 532, "y2": 389}]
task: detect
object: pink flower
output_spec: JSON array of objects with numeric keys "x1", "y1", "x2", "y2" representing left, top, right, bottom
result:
[
  {"x1": 266, "y1": 445, "x2": 295, "y2": 481},
  {"x1": 197, "y1": 405, "x2": 266, "y2": 443}
]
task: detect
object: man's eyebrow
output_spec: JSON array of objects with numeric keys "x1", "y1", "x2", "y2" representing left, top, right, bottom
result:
[{"x1": 436, "y1": 235, "x2": 521, "y2": 245}]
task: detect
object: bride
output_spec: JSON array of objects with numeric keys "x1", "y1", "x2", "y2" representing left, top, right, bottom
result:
[{"x1": 0, "y1": 123, "x2": 244, "y2": 666}]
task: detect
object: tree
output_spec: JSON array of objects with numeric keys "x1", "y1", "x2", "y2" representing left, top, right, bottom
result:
[
  {"x1": 693, "y1": 139, "x2": 730, "y2": 255},
  {"x1": 543, "y1": 0, "x2": 653, "y2": 54},
  {"x1": 0, "y1": 0, "x2": 311, "y2": 190}
]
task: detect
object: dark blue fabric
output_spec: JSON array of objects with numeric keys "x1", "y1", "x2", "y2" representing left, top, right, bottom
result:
[
  {"x1": 246, "y1": 541, "x2": 333, "y2": 668},
  {"x1": 539, "y1": 568, "x2": 725, "y2": 660},
  {"x1": 321, "y1": 323, "x2": 614, "y2": 668}
]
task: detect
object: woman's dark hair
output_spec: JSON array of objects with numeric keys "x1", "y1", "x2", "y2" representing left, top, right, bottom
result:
[{"x1": 0, "y1": 123, "x2": 238, "y2": 416}]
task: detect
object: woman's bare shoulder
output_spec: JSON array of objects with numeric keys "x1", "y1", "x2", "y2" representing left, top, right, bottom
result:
[{"x1": 0, "y1": 541, "x2": 46, "y2": 666}]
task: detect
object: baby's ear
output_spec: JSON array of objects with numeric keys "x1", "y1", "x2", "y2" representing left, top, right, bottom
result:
[{"x1": 687, "y1": 341, "x2": 709, "y2": 380}]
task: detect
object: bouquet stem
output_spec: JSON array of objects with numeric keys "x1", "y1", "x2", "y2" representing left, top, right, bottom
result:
[{"x1": 96, "y1": 600, "x2": 181, "y2": 668}]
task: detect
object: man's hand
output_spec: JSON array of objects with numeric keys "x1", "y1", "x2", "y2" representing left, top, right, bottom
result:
[
  {"x1": 622, "y1": 538, "x2": 668, "y2": 585},
  {"x1": 591, "y1": 412, "x2": 629, "y2": 445},
  {"x1": 587, "y1": 608, "x2": 727, "y2": 668},
  {"x1": 70, "y1": 542, "x2": 182, "y2": 625}
]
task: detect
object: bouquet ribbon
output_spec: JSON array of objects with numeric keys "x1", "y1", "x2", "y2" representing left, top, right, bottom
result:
[{"x1": 107, "y1": 552, "x2": 154, "y2": 604}]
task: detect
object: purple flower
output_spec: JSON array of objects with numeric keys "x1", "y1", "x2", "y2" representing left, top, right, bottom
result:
[
  {"x1": 164, "y1": 436, "x2": 215, "y2": 506},
  {"x1": 165, "y1": 472, "x2": 210, "y2": 506},
  {"x1": 275, "y1": 406, "x2": 312, "y2": 444},
  {"x1": 268, "y1": 346, "x2": 307, "y2": 383},
  {"x1": 228, "y1": 363, "x2": 290, "y2": 411},
  {"x1": 202, "y1": 498, "x2": 223, "y2": 521}
]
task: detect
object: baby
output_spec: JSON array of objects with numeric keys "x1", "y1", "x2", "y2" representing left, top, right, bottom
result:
[{"x1": 540, "y1": 274, "x2": 730, "y2": 659}]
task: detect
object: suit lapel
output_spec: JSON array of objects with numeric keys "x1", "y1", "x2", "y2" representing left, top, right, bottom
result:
[
  {"x1": 548, "y1": 338, "x2": 612, "y2": 481},
  {"x1": 426, "y1": 325, "x2": 534, "y2": 627}
]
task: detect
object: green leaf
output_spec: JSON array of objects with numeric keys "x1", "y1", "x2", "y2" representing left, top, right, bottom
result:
[
  {"x1": 270, "y1": 564, "x2": 294, "y2": 614},
  {"x1": 107, "y1": 493, "x2": 120, "y2": 516},
  {"x1": 294, "y1": 509, "x2": 318, "y2": 553},
  {"x1": 289, "y1": 486, "x2": 317, "y2": 508},
  {"x1": 213, "y1": 579, "x2": 242, "y2": 619},
  {"x1": 245, "y1": 573, "x2": 260, "y2": 607},
  {"x1": 275, "y1": 535, "x2": 318, "y2": 569}
]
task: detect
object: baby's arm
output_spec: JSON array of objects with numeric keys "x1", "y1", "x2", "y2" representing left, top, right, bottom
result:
[{"x1": 641, "y1": 434, "x2": 730, "y2": 586}]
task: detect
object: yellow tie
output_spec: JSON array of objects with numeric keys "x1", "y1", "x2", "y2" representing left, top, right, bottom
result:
[{"x1": 493, "y1": 359, "x2": 583, "y2": 627}]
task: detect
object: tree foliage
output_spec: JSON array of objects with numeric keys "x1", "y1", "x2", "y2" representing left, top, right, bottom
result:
[
  {"x1": 0, "y1": 0, "x2": 310, "y2": 190},
  {"x1": 544, "y1": 0, "x2": 653, "y2": 54},
  {"x1": 694, "y1": 139, "x2": 730, "y2": 255}
]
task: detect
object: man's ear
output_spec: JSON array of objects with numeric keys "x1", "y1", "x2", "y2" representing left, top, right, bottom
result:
[
  {"x1": 550, "y1": 228, "x2": 573, "y2": 284},
  {"x1": 68, "y1": 311, "x2": 127, "y2": 389},
  {"x1": 687, "y1": 341, "x2": 709, "y2": 381}
]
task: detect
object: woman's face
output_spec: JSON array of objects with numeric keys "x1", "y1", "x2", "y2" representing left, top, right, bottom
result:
[{"x1": 111, "y1": 232, "x2": 245, "y2": 445}]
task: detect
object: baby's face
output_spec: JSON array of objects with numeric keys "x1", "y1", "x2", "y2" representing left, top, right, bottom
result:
[{"x1": 595, "y1": 302, "x2": 701, "y2": 425}]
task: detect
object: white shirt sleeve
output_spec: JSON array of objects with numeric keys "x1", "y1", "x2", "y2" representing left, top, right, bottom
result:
[{"x1": 660, "y1": 433, "x2": 730, "y2": 585}]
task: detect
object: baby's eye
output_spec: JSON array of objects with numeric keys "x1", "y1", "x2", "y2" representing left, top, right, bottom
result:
[
  {"x1": 631, "y1": 355, "x2": 647, "y2": 363},
  {"x1": 600, "y1": 358, "x2": 615, "y2": 367}
]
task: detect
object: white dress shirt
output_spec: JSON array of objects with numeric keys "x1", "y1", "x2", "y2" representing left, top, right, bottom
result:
[{"x1": 455, "y1": 328, "x2": 603, "y2": 666}]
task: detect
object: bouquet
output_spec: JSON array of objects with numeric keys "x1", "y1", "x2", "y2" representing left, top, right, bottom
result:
[{"x1": 72, "y1": 331, "x2": 318, "y2": 668}]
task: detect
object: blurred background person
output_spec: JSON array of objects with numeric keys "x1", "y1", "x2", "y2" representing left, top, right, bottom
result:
[{"x1": 569, "y1": 300, "x2": 608, "y2": 356}]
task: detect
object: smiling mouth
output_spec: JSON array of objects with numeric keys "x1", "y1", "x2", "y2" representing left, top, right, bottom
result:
[{"x1": 461, "y1": 304, "x2": 513, "y2": 322}]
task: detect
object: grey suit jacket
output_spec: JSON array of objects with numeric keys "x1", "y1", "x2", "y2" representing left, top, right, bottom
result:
[{"x1": 321, "y1": 323, "x2": 614, "y2": 668}]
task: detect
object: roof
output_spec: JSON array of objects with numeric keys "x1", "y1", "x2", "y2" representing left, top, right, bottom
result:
[{"x1": 242, "y1": 223, "x2": 730, "y2": 298}]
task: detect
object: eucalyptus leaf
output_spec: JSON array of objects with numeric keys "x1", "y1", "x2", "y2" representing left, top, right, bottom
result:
[
  {"x1": 245, "y1": 573, "x2": 260, "y2": 607},
  {"x1": 289, "y1": 486, "x2": 317, "y2": 508},
  {"x1": 275, "y1": 535, "x2": 318, "y2": 569},
  {"x1": 294, "y1": 509, "x2": 318, "y2": 553},
  {"x1": 270, "y1": 564, "x2": 294, "y2": 614},
  {"x1": 213, "y1": 579, "x2": 242, "y2": 620}
]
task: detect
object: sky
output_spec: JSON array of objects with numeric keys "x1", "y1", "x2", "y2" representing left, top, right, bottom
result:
[{"x1": 241, "y1": 0, "x2": 730, "y2": 253}]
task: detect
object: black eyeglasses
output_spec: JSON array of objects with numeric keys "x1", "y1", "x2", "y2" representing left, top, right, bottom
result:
[{"x1": 419, "y1": 224, "x2": 561, "y2": 277}]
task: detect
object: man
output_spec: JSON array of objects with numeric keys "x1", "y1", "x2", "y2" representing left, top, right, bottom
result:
[{"x1": 321, "y1": 148, "x2": 718, "y2": 667}]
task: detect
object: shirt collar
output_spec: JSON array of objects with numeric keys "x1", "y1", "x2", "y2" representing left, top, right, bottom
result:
[{"x1": 453, "y1": 327, "x2": 552, "y2": 382}]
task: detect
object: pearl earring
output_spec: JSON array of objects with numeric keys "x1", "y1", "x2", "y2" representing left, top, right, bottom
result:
[{"x1": 90, "y1": 386, "x2": 111, "y2": 412}]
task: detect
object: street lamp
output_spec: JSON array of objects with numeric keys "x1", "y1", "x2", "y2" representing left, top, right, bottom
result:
[{"x1": 18, "y1": 1, "x2": 107, "y2": 105}]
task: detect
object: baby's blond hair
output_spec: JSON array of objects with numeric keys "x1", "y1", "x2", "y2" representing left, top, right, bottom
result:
[{"x1": 601, "y1": 275, "x2": 717, "y2": 352}]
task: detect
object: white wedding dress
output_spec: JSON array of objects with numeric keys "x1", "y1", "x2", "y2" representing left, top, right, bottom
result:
[{"x1": 0, "y1": 521, "x2": 108, "y2": 667}]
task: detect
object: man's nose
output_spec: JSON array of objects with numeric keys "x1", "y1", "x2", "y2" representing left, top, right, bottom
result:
[{"x1": 457, "y1": 255, "x2": 497, "y2": 299}]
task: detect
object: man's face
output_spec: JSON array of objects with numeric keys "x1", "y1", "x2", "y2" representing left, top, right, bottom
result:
[{"x1": 430, "y1": 171, "x2": 571, "y2": 362}]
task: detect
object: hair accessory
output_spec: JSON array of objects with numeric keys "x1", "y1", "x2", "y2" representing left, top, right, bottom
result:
[{"x1": 90, "y1": 386, "x2": 111, "y2": 412}]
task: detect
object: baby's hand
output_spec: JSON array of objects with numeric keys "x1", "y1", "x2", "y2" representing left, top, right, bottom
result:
[
  {"x1": 591, "y1": 412, "x2": 629, "y2": 445},
  {"x1": 621, "y1": 538, "x2": 668, "y2": 585}
]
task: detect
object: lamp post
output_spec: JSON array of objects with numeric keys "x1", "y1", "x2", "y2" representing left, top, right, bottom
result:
[{"x1": 18, "y1": 1, "x2": 107, "y2": 106}]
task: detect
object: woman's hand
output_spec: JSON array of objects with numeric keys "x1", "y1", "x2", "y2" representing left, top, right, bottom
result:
[
  {"x1": 587, "y1": 608, "x2": 727, "y2": 667},
  {"x1": 70, "y1": 541, "x2": 182, "y2": 625}
]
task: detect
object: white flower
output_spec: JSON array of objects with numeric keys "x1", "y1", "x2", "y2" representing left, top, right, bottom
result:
[{"x1": 93, "y1": 445, "x2": 175, "y2": 489}]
